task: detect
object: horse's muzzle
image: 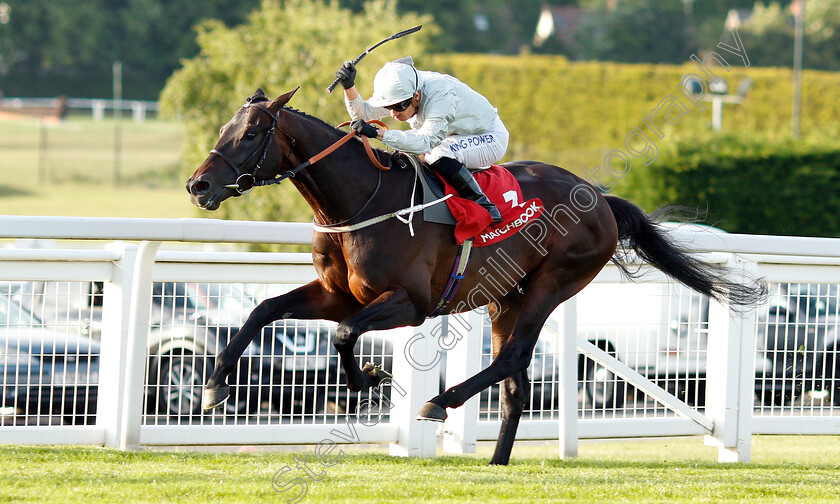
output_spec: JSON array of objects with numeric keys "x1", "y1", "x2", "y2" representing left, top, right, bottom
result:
[{"x1": 186, "y1": 178, "x2": 211, "y2": 197}]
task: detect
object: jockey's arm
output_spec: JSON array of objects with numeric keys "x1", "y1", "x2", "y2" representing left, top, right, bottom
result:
[
  {"x1": 344, "y1": 92, "x2": 389, "y2": 125},
  {"x1": 342, "y1": 85, "x2": 360, "y2": 101},
  {"x1": 380, "y1": 92, "x2": 454, "y2": 154},
  {"x1": 381, "y1": 113, "x2": 449, "y2": 154}
]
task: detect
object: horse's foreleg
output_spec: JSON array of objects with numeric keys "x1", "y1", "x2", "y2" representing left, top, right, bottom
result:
[
  {"x1": 203, "y1": 280, "x2": 361, "y2": 410},
  {"x1": 334, "y1": 287, "x2": 423, "y2": 392},
  {"x1": 490, "y1": 370, "x2": 530, "y2": 466}
]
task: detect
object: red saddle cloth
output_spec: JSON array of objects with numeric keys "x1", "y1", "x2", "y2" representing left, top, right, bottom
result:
[{"x1": 439, "y1": 165, "x2": 544, "y2": 246}]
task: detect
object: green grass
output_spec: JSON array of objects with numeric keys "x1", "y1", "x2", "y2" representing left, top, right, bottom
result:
[
  {"x1": 0, "y1": 116, "x2": 197, "y2": 218},
  {"x1": 0, "y1": 181, "x2": 197, "y2": 218},
  {"x1": 1, "y1": 436, "x2": 839, "y2": 503}
]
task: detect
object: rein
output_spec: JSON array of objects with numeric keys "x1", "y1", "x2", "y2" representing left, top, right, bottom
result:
[
  {"x1": 212, "y1": 101, "x2": 388, "y2": 194},
  {"x1": 212, "y1": 103, "x2": 421, "y2": 233}
]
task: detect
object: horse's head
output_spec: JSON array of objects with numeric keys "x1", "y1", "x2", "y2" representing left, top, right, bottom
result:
[{"x1": 185, "y1": 87, "x2": 299, "y2": 210}]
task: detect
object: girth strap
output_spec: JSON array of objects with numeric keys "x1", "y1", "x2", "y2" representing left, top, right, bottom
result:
[{"x1": 427, "y1": 239, "x2": 473, "y2": 317}]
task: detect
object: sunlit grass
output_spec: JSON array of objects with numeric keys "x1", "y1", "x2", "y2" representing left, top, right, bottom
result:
[
  {"x1": 1, "y1": 436, "x2": 838, "y2": 503},
  {"x1": 0, "y1": 116, "x2": 192, "y2": 218},
  {"x1": 0, "y1": 181, "x2": 197, "y2": 218}
]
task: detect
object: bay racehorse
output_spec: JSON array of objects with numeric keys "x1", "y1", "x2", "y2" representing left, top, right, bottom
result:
[{"x1": 185, "y1": 88, "x2": 764, "y2": 465}]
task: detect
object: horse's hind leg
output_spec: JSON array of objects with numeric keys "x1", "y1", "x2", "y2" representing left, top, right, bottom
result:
[
  {"x1": 491, "y1": 369, "x2": 530, "y2": 466},
  {"x1": 484, "y1": 295, "x2": 531, "y2": 465},
  {"x1": 421, "y1": 272, "x2": 595, "y2": 464},
  {"x1": 203, "y1": 280, "x2": 360, "y2": 410}
]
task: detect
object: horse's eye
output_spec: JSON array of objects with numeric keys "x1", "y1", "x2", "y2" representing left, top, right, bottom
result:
[{"x1": 245, "y1": 130, "x2": 257, "y2": 140}]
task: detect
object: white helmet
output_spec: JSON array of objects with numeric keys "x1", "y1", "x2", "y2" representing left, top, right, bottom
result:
[{"x1": 368, "y1": 61, "x2": 419, "y2": 107}]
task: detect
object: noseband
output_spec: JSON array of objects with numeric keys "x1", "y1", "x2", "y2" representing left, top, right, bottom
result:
[{"x1": 210, "y1": 99, "x2": 296, "y2": 194}]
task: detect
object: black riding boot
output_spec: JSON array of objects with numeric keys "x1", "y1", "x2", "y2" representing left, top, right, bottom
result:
[{"x1": 431, "y1": 157, "x2": 503, "y2": 225}]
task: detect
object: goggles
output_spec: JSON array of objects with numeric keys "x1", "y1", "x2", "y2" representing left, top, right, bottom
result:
[{"x1": 384, "y1": 97, "x2": 414, "y2": 112}]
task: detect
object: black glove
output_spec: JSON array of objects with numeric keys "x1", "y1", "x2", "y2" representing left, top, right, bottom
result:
[
  {"x1": 351, "y1": 119, "x2": 378, "y2": 139},
  {"x1": 335, "y1": 61, "x2": 357, "y2": 90}
]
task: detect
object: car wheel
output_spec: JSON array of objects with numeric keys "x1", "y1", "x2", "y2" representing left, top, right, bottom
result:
[
  {"x1": 61, "y1": 401, "x2": 96, "y2": 425},
  {"x1": 584, "y1": 358, "x2": 625, "y2": 409},
  {"x1": 158, "y1": 351, "x2": 207, "y2": 417},
  {"x1": 671, "y1": 379, "x2": 706, "y2": 407},
  {"x1": 758, "y1": 385, "x2": 786, "y2": 407}
]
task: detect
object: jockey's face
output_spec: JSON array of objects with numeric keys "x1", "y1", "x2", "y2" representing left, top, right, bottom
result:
[{"x1": 388, "y1": 92, "x2": 420, "y2": 121}]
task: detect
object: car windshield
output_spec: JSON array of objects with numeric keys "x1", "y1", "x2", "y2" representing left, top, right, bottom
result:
[
  {"x1": 155, "y1": 283, "x2": 256, "y2": 312},
  {"x1": 0, "y1": 296, "x2": 38, "y2": 326},
  {"x1": 788, "y1": 284, "x2": 840, "y2": 318},
  {"x1": 188, "y1": 283, "x2": 256, "y2": 313}
]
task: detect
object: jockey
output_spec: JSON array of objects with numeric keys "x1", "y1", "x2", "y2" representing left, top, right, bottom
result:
[{"x1": 335, "y1": 56, "x2": 507, "y2": 225}]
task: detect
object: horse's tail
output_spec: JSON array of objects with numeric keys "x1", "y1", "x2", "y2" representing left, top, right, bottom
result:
[{"x1": 604, "y1": 195, "x2": 766, "y2": 307}]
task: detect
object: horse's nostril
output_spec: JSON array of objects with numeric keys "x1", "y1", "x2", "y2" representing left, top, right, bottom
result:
[{"x1": 189, "y1": 180, "x2": 211, "y2": 196}]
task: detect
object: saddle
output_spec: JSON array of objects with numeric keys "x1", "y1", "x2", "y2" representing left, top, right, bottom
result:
[
  {"x1": 401, "y1": 154, "x2": 457, "y2": 226},
  {"x1": 401, "y1": 154, "x2": 544, "y2": 246}
]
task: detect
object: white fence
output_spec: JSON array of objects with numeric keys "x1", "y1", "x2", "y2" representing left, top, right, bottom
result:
[
  {"x1": 1, "y1": 216, "x2": 840, "y2": 462},
  {"x1": 0, "y1": 97, "x2": 159, "y2": 121}
]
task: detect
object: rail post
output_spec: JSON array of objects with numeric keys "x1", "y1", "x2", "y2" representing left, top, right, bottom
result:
[
  {"x1": 442, "y1": 311, "x2": 483, "y2": 454},
  {"x1": 556, "y1": 298, "x2": 579, "y2": 458},
  {"x1": 389, "y1": 318, "x2": 441, "y2": 457},
  {"x1": 705, "y1": 254, "x2": 758, "y2": 462},
  {"x1": 99, "y1": 242, "x2": 137, "y2": 448},
  {"x1": 99, "y1": 240, "x2": 160, "y2": 450}
]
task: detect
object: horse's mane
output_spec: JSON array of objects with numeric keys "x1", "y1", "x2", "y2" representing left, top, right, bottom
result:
[{"x1": 283, "y1": 106, "x2": 343, "y2": 135}]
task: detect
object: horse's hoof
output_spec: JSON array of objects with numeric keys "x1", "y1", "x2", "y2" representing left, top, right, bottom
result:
[
  {"x1": 362, "y1": 362, "x2": 393, "y2": 384},
  {"x1": 202, "y1": 386, "x2": 230, "y2": 411},
  {"x1": 415, "y1": 402, "x2": 447, "y2": 422}
]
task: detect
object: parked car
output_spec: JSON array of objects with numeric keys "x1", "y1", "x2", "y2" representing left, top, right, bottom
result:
[
  {"x1": 575, "y1": 284, "x2": 769, "y2": 409},
  {"x1": 756, "y1": 283, "x2": 840, "y2": 406},
  {"x1": 613, "y1": 282, "x2": 840, "y2": 408},
  {"x1": 0, "y1": 295, "x2": 99, "y2": 425},
  {"x1": 375, "y1": 316, "x2": 561, "y2": 420},
  {"x1": 2, "y1": 279, "x2": 566, "y2": 422},
  {"x1": 4, "y1": 281, "x2": 345, "y2": 421},
  {"x1": 659, "y1": 283, "x2": 840, "y2": 407},
  {"x1": 574, "y1": 224, "x2": 736, "y2": 409}
]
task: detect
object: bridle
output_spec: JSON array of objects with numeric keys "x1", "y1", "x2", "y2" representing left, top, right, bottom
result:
[
  {"x1": 209, "y1": 99, "x2": 296, "y2": 195},
  {"x1": 205, "y1": 98, "x2": 443, "y2": 234},
  {"x1": 209, "y1": 99, "x2": 389, "y2": 195}
]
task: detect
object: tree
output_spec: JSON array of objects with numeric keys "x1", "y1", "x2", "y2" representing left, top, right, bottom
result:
[
  {"x1": 804, "y1": 0, "x2": 840, "y2": 70},
  {"x1": 0, "y1": 0, "x2": 111, "y2": 72},
  {"x1": 161, "y1": 0, "x2": 435, "y2": 226},
  {"x1": 342, "y1": 0, "x2": 544, "y2": 53},
  {"x1": 730, "y1": 0, "x2": 840, "y2": 70},
  {"x1": 117, "y1": 0, "x2": 259, "y2": 77},
  {"x1": 0, "y1": 0, "x2": 259, "y2": 98},
  {"x1": 575, "y1": 0, "x2": 692, "y2": 64},
  {"x1": 736, "y1": 1, "x2": 795, "y2": 68}
]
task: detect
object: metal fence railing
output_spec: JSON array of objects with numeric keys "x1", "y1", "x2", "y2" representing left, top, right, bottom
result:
[{"x1": 2, "y1": 216, "x2": 840, "y2": 462}]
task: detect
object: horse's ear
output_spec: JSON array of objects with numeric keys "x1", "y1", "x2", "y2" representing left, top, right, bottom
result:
[
  {"x1": 248, "y1": 88, "x2": 267, "y2": 103},
  {"x1": 270, "y1": 86, "x2": 300, "y2": 110}
]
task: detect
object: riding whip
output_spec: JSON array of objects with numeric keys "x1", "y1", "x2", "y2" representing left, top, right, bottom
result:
[{"x1": 326, "y1": 25, "x2": 423, "y2": 93}]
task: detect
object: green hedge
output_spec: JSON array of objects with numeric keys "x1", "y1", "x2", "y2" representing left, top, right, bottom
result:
[
  {"x1": 431, "y1": 54, "x2": 840, "y2": 173},
  {"x1": 430, "y1": 54, "x2": 840, "y2": 237},
  {"x1": 167, "y1": 46, "x2": 840, "y2": 236},
  {"x1": 619, "y1": 134, "x2": 840, "y2": 237}
]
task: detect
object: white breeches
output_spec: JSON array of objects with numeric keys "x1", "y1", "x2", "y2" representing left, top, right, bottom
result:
[{"x1": 424, "y1": 116, "x2": 509, "y2": 170}]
